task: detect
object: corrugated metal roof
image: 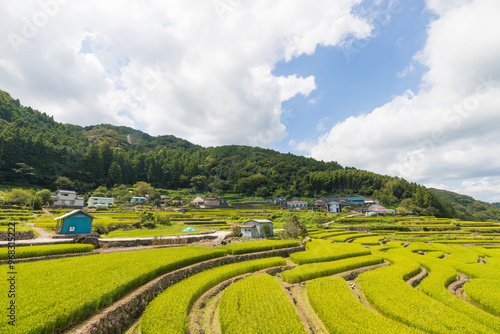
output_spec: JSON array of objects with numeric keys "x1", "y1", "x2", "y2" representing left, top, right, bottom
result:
[
  {"x1": 56, "y1": 189, "x2": 77, "y2": 193},
  {"x1": 53, "y1": 209, "x2": 95, "y2": 221}
]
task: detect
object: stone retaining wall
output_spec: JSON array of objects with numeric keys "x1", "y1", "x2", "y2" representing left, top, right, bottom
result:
[
  {"x1": 68, "y1": 245, "x2": 305, "y2": 334},
  {"x1": 99, "y1": 234, "x2": 218, "y2": 248},
  {"x1": 0, "y1": 230, "x2": 34, "y2": 241}
]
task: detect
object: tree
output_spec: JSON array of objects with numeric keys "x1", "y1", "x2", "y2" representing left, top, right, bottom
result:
[
  {"x1": 262, "y1": 223, "x2": 272, "y2": 238},
  {"x1": 154, "y1": 211, "x2": 171, "y2": 226},
  {"x1": 231, "y1": 225, "x2": 242, "y2": 237},
  {"x1": 190, "y1": 175, "x2": 208, "y2": 192},
  {"x1": 84, "y1": 144, "x2": 103, "y2": 182},
  {"x1": 13, "y1": 163, "x2": 38, "y2": 184},
  {"x1": 108, "y1": 161, "x2": 123, "y2": 186},
  {"x1": 112, "y1": 184, "x2": 130, "y2": 200},
  {"x1": 133, "y1": 181, "x2": 153, "y2": 196},
  {"x1": 281, "y1": 215, "x2": 307, "y2": 239},
  {"x1": 35, "y1": 189, "x2": 53, "y2": 205},
  {"x1": 93, "y1": 185, "x2": 108, "y2": 198},
  {"x1": 5, "y1": 188, "x2": 34, "y2": 205},
  {"x1": 54, "y1": 176, "x2": 75, "y2": 190},
  {"x1": 31, "y1": 195, "x2": 44, "y2": 210},
  {"x1": 148, "y1": 190, "x2": 161, "y2": 205}
]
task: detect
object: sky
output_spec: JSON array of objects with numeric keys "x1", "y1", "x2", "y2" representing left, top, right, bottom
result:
[{"x1": 0, "y1": 0, "x2": 499, "y2": 203}]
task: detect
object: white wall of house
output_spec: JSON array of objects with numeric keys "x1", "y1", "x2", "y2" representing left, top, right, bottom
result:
[
  {"x1": 327, "y1": 202, "x2": 341, "y2": 213},
  {"x1": 287, "y1": 201, "x2": 308, "y2": 208},
  {"x1": 54, "y1": 190, "x2": 84, "y2": 207},
  {"x1": 88, "y1": 197, "x2": 115, "y2": 207}
]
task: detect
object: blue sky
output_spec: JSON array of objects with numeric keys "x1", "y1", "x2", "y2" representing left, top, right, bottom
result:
[
  {"x1": 1, "y1": 0, "x2": 499, "y2": 202},
  {"x1": 274, "y1": 0, "x2": 432, "y2": 154}
]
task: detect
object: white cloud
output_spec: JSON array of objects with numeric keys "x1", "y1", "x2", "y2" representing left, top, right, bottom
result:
[
  {"x1": 0, "y1": 0, "x2": 372, "y2": 147},
  {"x1": 307, "y1": 0, "x2": 500, "y2": 201},
  {"x1": 397, "y1": 62, "x2": 415, "y2": 78}
]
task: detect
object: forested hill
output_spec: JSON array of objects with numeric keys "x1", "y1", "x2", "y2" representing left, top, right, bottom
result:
[
  {"x1": 429, "y1": 188, "x2": 500, "y2": 222},
  {"x1": 0, "y1": 89, "x2": 469, "y2": 219}
]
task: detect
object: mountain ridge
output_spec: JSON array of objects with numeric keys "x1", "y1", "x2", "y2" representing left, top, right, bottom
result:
[{"x1": 0, "y1": 89, "x2": 495, "y2": 220}]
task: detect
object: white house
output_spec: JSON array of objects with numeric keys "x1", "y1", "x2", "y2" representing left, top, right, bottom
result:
[
  {"x1": 53, "y1": 190, "x2": 84, "y2": 207},
  {"x1": 287, "y1": 200, "x2": 308, "y2": 208},
  {"x1": 88, "y1": 197, "x2": 115, "y2": 208},
  {"x1": 327, "y1": 201, "x2": 341, "y2": 213},
  {"x1": 241, "y1": 219, "x2": 273, "y2": 238}
]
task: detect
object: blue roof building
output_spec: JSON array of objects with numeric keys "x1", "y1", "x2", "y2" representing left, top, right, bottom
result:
[
  {"x1": 348, "y1": 197, "x2": 365, "y2": 204},
  {"x1": 54, "y1": 209, "x2": 95, "y2": 235}
]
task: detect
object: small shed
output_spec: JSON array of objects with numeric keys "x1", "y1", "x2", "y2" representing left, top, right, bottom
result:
[
  {"x1": 54, "y1": 209, "x2": 95, "y2": 235},
  {"x1": 241, "y1": 219, "x2": 273, "y2": 238}
]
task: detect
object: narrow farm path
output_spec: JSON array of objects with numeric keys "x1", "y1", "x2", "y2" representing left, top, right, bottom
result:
[
  {"x1": 285, "y1": 283, "x2": 329, "y2": 334},
  {"x1": 349, "y1": 277, "x2": 383, "y2": 314},
  {"x1": 189, "y1": 275, "x2": 250, "y2": 334},
  {"x1": 26, "y1": 222, "x2": 52, "y2": 238}
]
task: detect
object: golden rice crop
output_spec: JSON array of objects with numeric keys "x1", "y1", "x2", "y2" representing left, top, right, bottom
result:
[
  {"x1": 219, "y1": 274, "x2": 307, "y2": 334},
  {"x1": 141, "y1": 257, "x2": 286, "y2": 333}
]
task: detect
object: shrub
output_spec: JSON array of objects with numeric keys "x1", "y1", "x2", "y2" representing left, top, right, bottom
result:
[
  {"x1": 92, "y1": 222, "x2": 109, "y2": 235},
  {"x1": 230, "y1": 225, "x2": 242, "y2": 237}
]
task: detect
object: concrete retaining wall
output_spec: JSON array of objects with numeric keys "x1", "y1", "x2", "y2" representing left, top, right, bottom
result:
[{"x1": 68, "y1": 245, "x2": 305, "y2": 334}]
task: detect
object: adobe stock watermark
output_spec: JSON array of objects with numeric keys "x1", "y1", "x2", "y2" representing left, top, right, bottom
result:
[
  {"x1": 107, "y1": 66, "x2": 164, "y2": 115},
  {"x1": 343, "y1": 1, "x2": 402, "y2": 63},
  {"x1": 7, "y1": 0, "x2": 69, "y2": 53},
  {"x1": 398, "y1": 74, "x2": 497, "y2": 176}
]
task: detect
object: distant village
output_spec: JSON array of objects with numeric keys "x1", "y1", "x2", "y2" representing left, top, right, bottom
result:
[{"x1": 50, "y1": 189, "x2": 395, "y2": 215}]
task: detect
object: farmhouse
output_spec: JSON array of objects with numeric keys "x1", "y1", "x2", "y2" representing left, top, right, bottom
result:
[
  {"x1": 88, "y1": 197, "x2": 115, "y2": 208},
  {"x1": 52, "y1": 190, "x2": 85, "y2": 207},
  {"x1": 54, "y1": 209, "x2": 95, "y2": 234},
  {"x1": 367, "y1": 203, "x2": 396, "y2": 215},
  {"x1": 287, "y1": 200, "x2": 308, "y2": 208},
  {"x1": 241, "y1": 219, "x2": 273, "y2": 238},
  {"x1": 130, "y1": 196, "x2": 146, "y2": 204},
  {"x1": 327, "y1": 201, "x2": 341, "y2": 213},
  {"x1": 191, "y1": 196, "x2": 205, "y2": 206},
  {"x1": 204, "y1": 197, "x2": 228, "y2": 208}
]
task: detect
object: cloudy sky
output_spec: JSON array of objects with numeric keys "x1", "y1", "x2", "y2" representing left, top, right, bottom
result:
[{"x1": 1, "y1": 0, "x2": 499, "y2": 202}]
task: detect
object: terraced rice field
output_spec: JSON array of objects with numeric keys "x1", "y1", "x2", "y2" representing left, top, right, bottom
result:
[{"x1": 2, "y1": 212, "x2": 500, "y2": 333}]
